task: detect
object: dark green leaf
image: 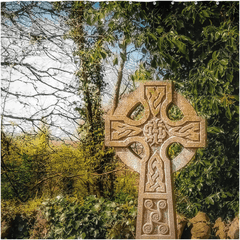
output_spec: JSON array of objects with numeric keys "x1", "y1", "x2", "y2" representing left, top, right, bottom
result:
[
  {"x1": 226, "y1": 192, "x2": 233, "y2": 197},
  {"x1": 158, "y1": 37, "x2": 164, "y2": 50},
  {"x1": 119, "y1": 43, "x2": 125, "y2": 49},
  {"x1": 156, "y1": 27, "x2": 164, "y2": 34},
  {"x1": 206, "y1": 196, "x2": 214, "y2": 205},
  {"x1": 177, "y1": 20, "x2": 184, "y2": 29},
  {"x1": 108, "y1": 21, "x2": 114, "y2": 28},
  {"x1": 81, "y1": 232, "x2": 86, "y2": 239},
  {"x1": 148, "y1": 32, "x2": 157, "y2": 41},
  {"x1": 225, "y1": 106, "x2": 232, "y2": 120},
  {"x1": 201, "y1": 10, "x2": 210, "y2": 18},
  {"x1": 142, "y1": 47, "x2": 147, "y2": 54},
  {"x1": 175, "y1": 40, "x2": 186, "y2": 54},
  {"x1": 151, "y1": 58, "x2": 157, "y2": 68},
  {"x1": 113, "y1": 56, "x2": 118, "y2": 66},
  {"x1": 100, "y1": 50, "x2": 107, "y2": 59},
  {"x1": 120, "y1": 53, "x2": 127, "y2": 62},
  {"x1": 75, "y1": 220, "x2": 82, "y2": 230},
  {"x1": 86, "y1": 17, "x2": 92, "y2": 25},
  {"x1": 67, "y1": 236, "x2": 76, "y2": 239}
]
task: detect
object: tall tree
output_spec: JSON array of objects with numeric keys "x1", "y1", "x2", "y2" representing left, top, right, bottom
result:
[{"x1": 57, "y1": 1, "x2": 116, "y2": 197}]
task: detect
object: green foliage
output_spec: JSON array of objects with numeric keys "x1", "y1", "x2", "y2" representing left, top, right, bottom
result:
[
  {"x1": 130, "y1": 63, "x2": 153, "y2": 84},
  {"x1": 41, "y1": 195, "x2": 106, "y2": 239},
  {"x1": 40, "y1": 195, "x2": 137, "y2": 239},
  {"x1": 168, "y1": 143, "x2": 183, "y2": 160},
  {"x1": 1, "y1": 195, "x2": 137, "y2": 239},
  {"x1": 64, "y1": 1, "x2": 117, "y2": 198},
  {"x1": 104, "y1": 197, "x2": 137, "y2": 239},
  {"x1": 168, "y1": 104, "x2": 184, "y2": 121},
  {"x1": 135, "y1": 1, "x2": 239, "y2": 221},
  {"x1": 62, "y1": 1, "x2": 239, "y2": 222},
  {"x1": 113, "y1": 168, "x2": 139, "y2": 203},
  {"x1": 1, "y1": 198, "x2": 43, "y2": 239},
  {"x1": 1, "y1": 126, "x2": 115, "y2": 202},
  {"x1": 175, "y1": 135, "x2": 239, "y2": 221},
  {"x1": 1, "y1": 125, "x2": 50, "y2": 201},
  {"x1": 93, "y1": 1, "x2": 238, "y2": 221}
]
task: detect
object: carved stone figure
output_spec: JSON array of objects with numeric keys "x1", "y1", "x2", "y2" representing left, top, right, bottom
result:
[{"x1": 105, "y1": 81, "x2": 207, "y2": 239}]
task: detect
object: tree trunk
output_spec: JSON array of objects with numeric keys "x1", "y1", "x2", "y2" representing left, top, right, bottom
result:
[{"x1": 111, "y1": 48, "x2": 127, "y2": 115}]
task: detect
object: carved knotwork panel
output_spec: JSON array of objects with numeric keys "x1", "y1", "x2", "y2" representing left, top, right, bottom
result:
[
  {"x1": 145, "y1": 151, "x2": 166, "y2": 193},
  {"x1": 143, "y1": 117, "x2": 167, "y2": 146},
  {"x1": 166, "y1": 122, "x2": 200, "y2": 141},
  {"x1": 145, "y1": 86, "x2": 166, "y2": 117}
]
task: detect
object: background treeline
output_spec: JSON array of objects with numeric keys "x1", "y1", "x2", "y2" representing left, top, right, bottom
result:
[
  {"x1": 1, "y1": 1, "x2": 239, "y2": 239},
  {"x1": 1, "y1": 124, "x2": 139, "y2": 239}
]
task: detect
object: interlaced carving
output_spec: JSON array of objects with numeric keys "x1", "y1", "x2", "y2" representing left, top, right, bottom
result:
[
  {"x1": 142, "y1": 199, "x2": 169, "y2": 235},
  {"x1": 167, "y1": 122, "x2": 200, "y2": 141},
  {"x1": 111, "y1": 121, "x2": 142, "y2": 140},
  {"x1": 145, "y1": 86, "x2": 165, "y2": 116},
  {"x1": 143, "y1": 117, "x2": 167, "y2": 146},
  {"x1": 105, "y1": 81, "x2": 207, "y2": 239},
  {"x1": 145, "y1": 151, "x2": 165, "y2": 192}
]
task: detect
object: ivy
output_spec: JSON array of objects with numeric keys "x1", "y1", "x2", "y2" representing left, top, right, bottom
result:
[{"x1": 40, "y1": 195, "x2": 137, "y2": 239}]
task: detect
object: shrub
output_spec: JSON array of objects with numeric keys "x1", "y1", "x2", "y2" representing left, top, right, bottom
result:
[
  {"x1": 1, "y1": 198, "x2": 42, "y2": 239},
  {"x1": 113, "y1": 166, "x2": 139, "y2": 203},
  {"x1": 40, "y1": 195, "x2": 137, "y2": 239}
]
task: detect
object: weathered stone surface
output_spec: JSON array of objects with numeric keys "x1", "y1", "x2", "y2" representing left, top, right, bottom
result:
[
  {"x1": 213, "y1": 217, "x2": 227, "y2": 239},
  {"x1": 190, "y1": 212, "x2": 210, "y2": 224},
  {"x1": 227, "y1": 217, "x2": 239, "y2": 239},
  {"x1": 177, "y1": 214, "x2": 188, "y2": 239},
  {"x1": 105, "y1": 81, "x2": 207, "y2": 239},
  {"x1": 190, "y1": 212, "x2": 211, "y2": 239}
]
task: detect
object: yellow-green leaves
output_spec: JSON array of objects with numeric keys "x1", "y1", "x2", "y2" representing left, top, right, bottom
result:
[
  {"x1": 156, "y1": 27, "x2": 164, "y2": 35},
  {"x1": 148, "y1": 32, "x2": 157, "y2": 41}
]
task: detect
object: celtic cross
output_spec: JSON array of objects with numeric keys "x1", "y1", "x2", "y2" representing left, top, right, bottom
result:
[{"x1": 105, "y1": 81, "x2": 207, "y2": 239}]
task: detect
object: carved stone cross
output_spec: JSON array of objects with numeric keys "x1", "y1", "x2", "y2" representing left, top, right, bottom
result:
[{"x1": 105, "y1": 81, "x2": 207, "y2": 239}]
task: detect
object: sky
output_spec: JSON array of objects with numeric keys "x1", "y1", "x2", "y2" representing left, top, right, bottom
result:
[
  {"x1": 1, "y1": 4, "x2": 80, "y2": 139},
  {"x1": 1, "y1": 1, "x2": 144, "y2": 140}
]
